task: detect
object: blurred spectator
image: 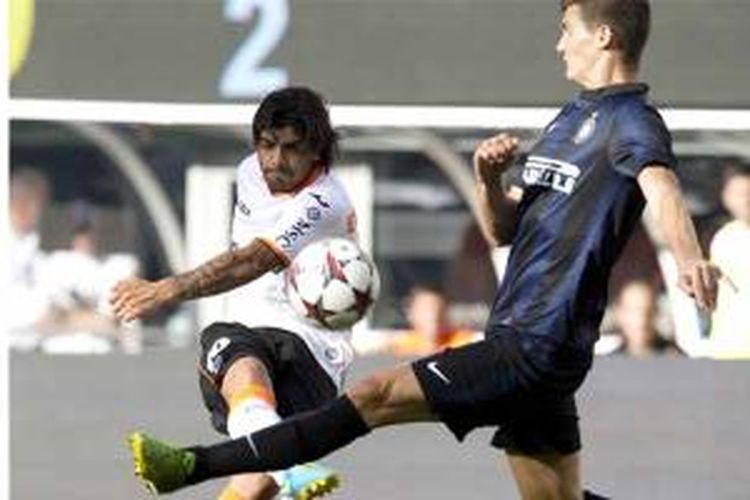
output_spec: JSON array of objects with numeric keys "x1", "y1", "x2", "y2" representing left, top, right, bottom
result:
[
  {"x1": 388, "y1": 285, "x2": 479, "y2": 357},
  {"x1": 8, "y1": 168, "x2": 52, "y2": 340},
  {"x1": 708, "y1": 165, "x2": 750, "y2": 359},
  {"x1": 40, "y1": 216, "x2": 142, "y2": 354},
  {"x1": 444, "y1": 221, "x2": 496, "y2": 320},
  {"x1": 608, "y1": 221, "x2": 663, "y2": 301},
  {"x1": 607, "y1": 280, "x2": 682, "y2": 358},
  {"x1": 351, "y1": 285, "x2": 479, "y2": 357},
  {"x1": 9, "y1": 179, "x2": 142, "y2": 353}
]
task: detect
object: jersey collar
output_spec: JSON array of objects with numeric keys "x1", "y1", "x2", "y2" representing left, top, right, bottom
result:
[
  {"x1": 269, "y1": 162, "x2": 326, "y2": 198},
  {"x1": 578, "y1": 82, "x2": 649, "y2": 102}
]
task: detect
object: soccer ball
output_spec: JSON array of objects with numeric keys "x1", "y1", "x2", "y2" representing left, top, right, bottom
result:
[{"x1": 284, "y1": 238, "x2": 380, "y2": 329}]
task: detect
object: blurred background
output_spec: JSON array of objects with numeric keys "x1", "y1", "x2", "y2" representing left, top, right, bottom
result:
[{"x1": 7, "y1": 0, "x2": 750, "y2": 499}]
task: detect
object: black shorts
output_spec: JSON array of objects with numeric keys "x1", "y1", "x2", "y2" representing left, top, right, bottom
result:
[
  {"x1": 198, "y1": 322, "x2": 337, "y2": 434},
  {"x1": 412, "y1": 328, "x2": 589, "y2": 456}
]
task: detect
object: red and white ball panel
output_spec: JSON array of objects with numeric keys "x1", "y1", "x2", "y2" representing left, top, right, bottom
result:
[
  {"x1": 320, "y1": 279, "x2": 356, "y2": 311},
  {"x1": 284, "y1": 238, "x2": 380, "y2": 330}
]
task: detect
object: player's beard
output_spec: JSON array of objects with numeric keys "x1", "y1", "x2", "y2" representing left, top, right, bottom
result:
[{"x1": 263, "y1": 162, "x2": 306, "y2": 193}]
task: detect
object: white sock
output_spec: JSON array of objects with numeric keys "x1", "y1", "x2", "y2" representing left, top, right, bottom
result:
[{"x1": 227, "y1": 397, "x2": 288, "y2": 487}]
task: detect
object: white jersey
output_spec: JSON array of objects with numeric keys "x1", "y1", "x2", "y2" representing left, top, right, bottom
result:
[
  {"x1": 224, "y1": 154, "x2": 358, "y2": 388},
  {"x1": 709, "y1": 220, "x2": 750, "y2": 358}
]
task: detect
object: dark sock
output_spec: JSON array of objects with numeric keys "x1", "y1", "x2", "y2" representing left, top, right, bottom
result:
[
  {"x1": 583, "y1": 490, "x2": 611, "y2": 500},
  {"x1": 187, "y1": 395, "x2": 370, "y2": 484}
]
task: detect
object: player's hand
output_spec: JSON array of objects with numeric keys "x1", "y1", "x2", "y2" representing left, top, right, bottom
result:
[
  {"x1": 677, "y1": 259, "x2": 722, "y2": 311},
  {"x1": 110, "y1": 278, "x2": 175, "y2": 322},
  {"x1": 473, "y1": 133, "x2": 519, "y2": 182}
]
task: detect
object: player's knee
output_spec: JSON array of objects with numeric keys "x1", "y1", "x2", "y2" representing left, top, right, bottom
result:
[
  {"x1": 346, "y1": 373, "x2": 394, "y2": 422},
  {"x1": 225, "y1": 356, "x2": 267, "y2": 380},
  {"x1": 220, "y1": 357, "x2": 270, "y2": 401}
]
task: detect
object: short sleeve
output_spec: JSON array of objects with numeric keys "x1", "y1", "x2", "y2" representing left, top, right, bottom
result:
[
  {"x1": 608, "y1": 105, "x2": 677, "y2": 178},
  {"x1": 266, "y1": 184, "x2": 352, "y2": 264}
]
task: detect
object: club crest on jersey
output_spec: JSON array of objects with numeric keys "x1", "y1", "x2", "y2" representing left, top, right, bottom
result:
[
  {"x1": 324, "y1": 346, "x2": 344, "y2": 364},
  {"x1": 522, "y1": 156, "x2": 581, "y2": 195},
  {"x1": 306, "y1": 206, "x2": 321, "y2": 221},
  {"x1": 573, "y1": 112, "x2": 598, "y2": 144}
]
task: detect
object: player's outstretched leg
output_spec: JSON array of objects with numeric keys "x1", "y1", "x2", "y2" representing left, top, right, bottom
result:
[
  {"x1": 128, "y1": 434, "x2": 336, "y2": 499},
  {"x1": 127, "y1": 406, "x2": 356, "y2": 496},
  {"x1": 126, "y1": 364, "x2": 432, "y2": 493},
  {"x1": 128, "y1": 396, "x2": 367, "y2": 495}
]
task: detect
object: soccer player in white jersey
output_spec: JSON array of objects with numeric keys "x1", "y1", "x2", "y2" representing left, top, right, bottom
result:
[{"x1": 111, "y1": 87, "x2": 357, "y2": 500}]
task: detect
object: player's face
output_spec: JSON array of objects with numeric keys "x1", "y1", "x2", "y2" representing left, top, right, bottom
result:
[
  {"x1": 722, "y1": 175, "x2": 750, "y2": 224},
  {"x1": 256, "y1": 126, "x2": 320, "y2": 193},
  {"x1": 556, "y1": 5, "x2": 601, "y2": 87},
  {"x1": 407, "y1": 291, "x2": 449, "y2": 341},
  {"x1": 10, "y1": 188, "x2": 44, "y2": 234}
]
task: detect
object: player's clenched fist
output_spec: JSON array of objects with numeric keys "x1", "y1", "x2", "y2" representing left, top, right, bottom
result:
[
  {"x1": 473, "y1": 133, "x2": 519, "y2": 181},
  {"x1": 110, "y1": 278, "x2": 175, "y2": 322}
]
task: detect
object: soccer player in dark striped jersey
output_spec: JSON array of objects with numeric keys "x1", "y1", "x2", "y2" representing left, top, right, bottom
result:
[{"x1": 128, "y1": 1, "x2": 723, "y2": 499}]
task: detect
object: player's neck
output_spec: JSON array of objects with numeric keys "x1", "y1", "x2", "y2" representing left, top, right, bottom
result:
[
  {"x1": 270, "y1": 162, "x2": 324, "y2": 195},
  {"x1": 577, "y1": 57, "x2": 638, "y2": 91}
]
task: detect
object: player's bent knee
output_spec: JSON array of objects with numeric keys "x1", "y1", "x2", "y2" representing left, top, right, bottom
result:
[
  {"x1": 224, "y1": 356, "x2": 268, "y2": 381},
  {"x1": 347, "y1": 366, "x2": 430, "y2": 427},
  {"x1": 220, "y1": 357, "x2": 272, "y2": 402},
  {"x1": 346, "y1": 373, "x2": 394, "y2": 423}
]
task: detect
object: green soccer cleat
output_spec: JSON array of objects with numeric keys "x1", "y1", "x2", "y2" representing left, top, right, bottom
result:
[
  {"x1": 127, "y1": 431, "x2": 196, "y2": 495},
  {"x1": 280, "y1": 463, "x2": 341, "y2": 500}
]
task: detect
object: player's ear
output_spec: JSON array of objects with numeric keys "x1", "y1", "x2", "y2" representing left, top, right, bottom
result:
[{"x1": 595, "y1": 23, "x2": 615, "y2": 51}]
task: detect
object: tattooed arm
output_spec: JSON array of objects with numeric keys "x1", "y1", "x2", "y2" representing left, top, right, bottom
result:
[{"x1": 110, "y1": 239, "x2": 286, "y2": 322}]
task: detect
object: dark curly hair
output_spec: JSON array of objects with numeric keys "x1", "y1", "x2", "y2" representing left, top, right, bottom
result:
[{"x1": 252, "y1": 86, "x2": 339, "y2": 168}]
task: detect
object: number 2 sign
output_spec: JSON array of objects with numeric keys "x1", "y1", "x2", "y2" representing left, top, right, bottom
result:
[{"x1": 219, "y1": 0, "x2": 289, "y2": 98}]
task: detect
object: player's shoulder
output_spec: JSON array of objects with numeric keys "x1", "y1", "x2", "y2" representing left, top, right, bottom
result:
[
  {"x1": 235, "y1": 153, "x2": 263, "y2": 184},
  {"x1": 236, "y1": 153, "x2": 260, "y2": 174},
  {"x1": 610, "y1": 91, "x2": 667, "y2": 131},
  {"x1": 608, "y1": 101, "x2": 671, "y2": 148},
  {"x1": 235, "y1": 153, "x2": 265, "y2": 191},
  {"x1": 300, "y1": 170, "x2": 352, "y2": 206}
]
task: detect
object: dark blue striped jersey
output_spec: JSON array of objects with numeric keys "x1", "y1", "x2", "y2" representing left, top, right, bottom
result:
[{"x1": 488, "y1": 83, "x2": 676, "y2": 358}]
